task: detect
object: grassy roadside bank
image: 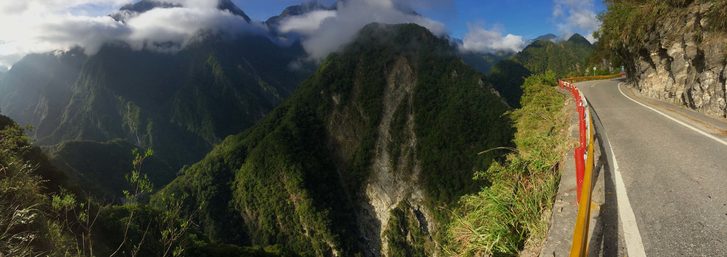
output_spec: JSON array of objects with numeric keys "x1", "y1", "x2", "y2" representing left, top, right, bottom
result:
[{"x1": 445, "y1": 72, "x2": 572, "y2": 256}]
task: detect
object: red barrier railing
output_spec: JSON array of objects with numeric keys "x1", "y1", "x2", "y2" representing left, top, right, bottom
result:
[
  {"x1": 559, "y1": 79, "x2": 587, "y2": 200},
  {"x1": 559, "y1": 79, "x2": 596, "y2": 257}
]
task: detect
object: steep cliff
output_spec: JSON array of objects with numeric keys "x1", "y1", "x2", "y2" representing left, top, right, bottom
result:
[
  {"x1": 152, "y1": 23, "x2": 514, "y2": 256},
  {"x1": 599, "y1": 0, "x2": 727, "y2": 118}
]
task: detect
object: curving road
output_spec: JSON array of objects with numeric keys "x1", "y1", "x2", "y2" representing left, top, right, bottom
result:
[{"x1": 578, "y1": 79, "x2": 727, "y2": 256}]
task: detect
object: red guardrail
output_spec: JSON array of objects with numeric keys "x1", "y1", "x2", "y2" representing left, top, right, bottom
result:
[
  {"x1": 559, "y1": 79, "x2": 596, "y2": 257},
  {"x1": 559, "y1": 80, "x2": 588, "y2": 201}
]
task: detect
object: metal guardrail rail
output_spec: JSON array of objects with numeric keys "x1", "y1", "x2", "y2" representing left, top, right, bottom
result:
[{"x1": 558, "y1": 80, "x2": 596, "y2": 257}]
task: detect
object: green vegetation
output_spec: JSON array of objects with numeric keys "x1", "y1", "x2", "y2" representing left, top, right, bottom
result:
[
  {"x1": 44, "y1": 139, "x2": 175, "y2": 199},
  {"x1": 153, "y1": 23, "x2": 513, "y2": 256},
  {"x1": 0, "y1": 114, "x2": 293, "y2": 257},
  {"x1": 445, "y1": 72, "x2": 571, "y2": 256},
  {"x1": 384, "y1": 202, "x2": 432, "y2": 257}
]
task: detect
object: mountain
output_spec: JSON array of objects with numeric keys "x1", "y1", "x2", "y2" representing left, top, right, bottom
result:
[
  {"x1": 0, "y1": 49, "x2": 86, "y2": 138},
  {"x1": 459, "y1": 51, "x2": 514, "y2": 75},
  {"x1": 486, "y1": 59, "x2": 531, "y2": 107},
  {"x1": 515, "y1": 33, "x2": 593, "y2": 76},
  {"x1": 43, "y1": 139, "x2": 175, "y2": 198},
  {"x1": 533, "y1": 33, "x2": 557, "y2": 42},
  {"x1": 0, "y1": 3, "x2": 310, "y2": 198},
  {"x1": 112, "y1": 0, "x2": 251, "y2": 22},
  {"x1": 566, "y1": 33, "x2": 592, "y2": 46},
  {"x1": 484, "y1": 33, "x2": 594, "y2": 107},
  {"x1": 152, "y1": 23, "x2": 514, "y2": 256},
  {"x1": 0, "y1": 113, "x2": 295, "y2": 256},
  {"x1": 265, "y1": 2, "x2": 335, "y2": 29}
]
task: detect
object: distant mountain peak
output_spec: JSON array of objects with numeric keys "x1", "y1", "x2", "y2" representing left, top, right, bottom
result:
[
  {"x1": 217, "y1": 0, "x2": 251, "y2": 22},
  {"x1": 265, "y1": 1, "x2": 335, "y2": 27},
  {"x1": 567, "y1": 33, "x2": 592, "y2": 46},
  {"x1": 534, "y1": 33, "x2": 557, "y2": 42},
  {"x1": 112, "y1": 0, "x2": 251, "y2": 22}
]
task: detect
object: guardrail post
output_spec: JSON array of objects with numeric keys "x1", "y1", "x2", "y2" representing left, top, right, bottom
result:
[
  {"x1": 577, "y1": 103, "x2": 587, "y2": 202},
  {"x1": 578, "y1": 106, "x2": 586, "y2": 148},
  {"x1": 574, "y1": 146, "x2": 585, "y2": 203}
]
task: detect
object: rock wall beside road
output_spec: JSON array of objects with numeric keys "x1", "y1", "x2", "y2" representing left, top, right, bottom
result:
[{"x1": 623, "y1": 2, "x2": 727, "y2": 118}]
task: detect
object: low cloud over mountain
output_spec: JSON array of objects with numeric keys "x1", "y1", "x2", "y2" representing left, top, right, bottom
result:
[
  {"x1": 0, "y1": 0, "x2": 262, "y2": 67},
  {"x1": 277, "y1": 0, "x2": 447, "y2": 59},
  {"x1": 459, "y1": 23, "x2": 526, "y2": 53}
]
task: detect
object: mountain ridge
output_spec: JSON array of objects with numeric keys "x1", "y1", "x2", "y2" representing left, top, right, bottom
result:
[
  {"x1": 152, "y1": 22, "x2": 514, "y2": 256},
  {"x1": 112, "y1": 0, "x2": 251, "y2": 22},
  {"x1": 0, "y1": 1, "x2": 310, "y2": 198}
]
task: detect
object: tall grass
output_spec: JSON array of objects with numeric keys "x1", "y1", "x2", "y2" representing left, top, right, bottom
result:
[{"x1": 445, "y1": 72, "x2": 571, "y2": 256}]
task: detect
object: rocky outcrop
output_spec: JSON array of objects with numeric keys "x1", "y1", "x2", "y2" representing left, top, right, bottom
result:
[
  {"x1": 363, "y1": 57, "x2": 434, "y2": 257},
  {"x1": 623, "y1": 2, "x2": 727, "y2": 118}
]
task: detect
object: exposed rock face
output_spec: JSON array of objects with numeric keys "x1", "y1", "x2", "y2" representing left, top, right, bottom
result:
[
  {"x1": 363, "y1": 57, "x2": 433, "y2": 257},
  {"x1": 623, "y1": 2, "x2": 727, "y2": 118},
  {"x1": 327, "y1": 57, "x2": 435, "y2": 257}
]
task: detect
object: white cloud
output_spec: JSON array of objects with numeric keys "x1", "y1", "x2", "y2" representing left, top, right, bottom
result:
[
  {"x1": 162, "y1": 0, "x2": 220, "y2": 9},
  {"x1": 124, "y1": 7, "x2": 260, "y2": 51},
  {"x1": 282, "y1": 0, "x2": 448, "y2": 59},
  {"x1": 552, "y1": 0, "x2": 601, "y2": 42},
  {"x1": 459, "y1": 24, "x2": 525, "y2": 53},
  {"x1": 279, "y1": 10, "x2": 337, "y2": 34},
  {"x1": 0, "y1": 0, "x2": 261, "y2": 67}
]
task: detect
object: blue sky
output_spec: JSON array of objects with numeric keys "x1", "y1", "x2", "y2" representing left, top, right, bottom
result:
[{"x1": 237, "y1": 0, "x2": 607, "y2": 40}]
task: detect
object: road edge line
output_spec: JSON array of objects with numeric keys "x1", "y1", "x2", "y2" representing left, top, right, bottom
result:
[
  {"x1": 605, "y1": 138, "x2": 647, "y2": 257},
  {"x1": 618, "y1": 84, "x2": 727, "y2": 147}
]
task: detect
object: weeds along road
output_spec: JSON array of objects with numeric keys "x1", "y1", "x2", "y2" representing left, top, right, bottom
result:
[{"x1": 577, "y1": 79, "x2": 727, "y2": 256}]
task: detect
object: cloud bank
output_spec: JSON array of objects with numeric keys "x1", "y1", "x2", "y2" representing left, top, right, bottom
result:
[
  {"x1": 278, "y1": 0, "x2": 447, "y2": 59},
  {"x1": 552, "y1": 0, "x2": 601, "y2": 42},
  {"x1": 0, "y1": 0, "x2": 261, "y2": 67},
  {"x1": 459, "y1": 23, "x2": 525, "y2": 53}
]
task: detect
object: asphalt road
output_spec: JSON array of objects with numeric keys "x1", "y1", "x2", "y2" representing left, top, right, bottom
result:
[{"x1": 578, "y1": 79, "x2": 727, "y2": 256}]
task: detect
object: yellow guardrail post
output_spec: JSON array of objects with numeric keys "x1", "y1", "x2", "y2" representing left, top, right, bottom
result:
[{"x1": 569, "y1": 105, "x2": 596, "y2": 257}]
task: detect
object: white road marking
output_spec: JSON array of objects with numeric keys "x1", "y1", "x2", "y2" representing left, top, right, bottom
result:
[
  {"x1": 605, "y1": 137, "x2": 648, "y2": 257},
  {"x1": 618, "y1": 84, "x2": 727, "y2": 147}
]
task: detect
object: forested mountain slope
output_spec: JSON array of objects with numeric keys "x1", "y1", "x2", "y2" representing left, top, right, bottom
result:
[
  {"x1": 485, "y1": 33, "x2": 594, "y2": 107},
  {"x1": 153, "y1": 23, "x2": 514, "y2": 257},
  {"x1": 0, "y1": 2, "x2": 310, "y2": 198}
]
